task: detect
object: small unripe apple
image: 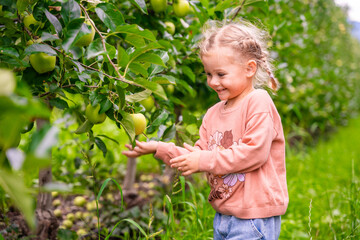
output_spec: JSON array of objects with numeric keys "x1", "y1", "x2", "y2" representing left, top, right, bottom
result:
[
  {"x1": 73, "y1": 196, "x2": 86, "y2": 207},
  {"x1": 51, "y1": 191, "x2": 59, "y2": 197},
  {"x1": 0, "y1": 69, "x2": 16, "y2": 96},
  {"x1": 165, "y1": 21, "x2": 176, "y2": 35},
  {"x1": 52, "y1": 199, "x2": 61, "y2": 207},
  {"x1": 66, "y1": 213, "x2": 75, "y2": 221},
  {"x1": 130, "y1": 113, "x2": 146, "y2": 135},
  {"x1": 62, "y1": 219, "x2": 73, "y2": 229},
  {"x1": 150, "y1": 0, "x2": 167, "y2": 13},
  {"x1": 53, "y1": 209, "x2": 62, "y2": 217},
  {"x1": 140, "y1": 96, "x2": 155, "y2": 112},
  {"x1": 77, "y1": 228, "x2": 87, "y2": 236},
  {"x1": 165, "y1": 84, "x2": 175, "y2": 95},
  {"x1": 75, "y1": 19, "x2": 95, "y2": 47},
  {"x1": 75, "y1": 211, "x2": 83, "y2": 220},
  {"x1": 86, "y1": 200, "x2": 97, "y2": 211},
  {"x1": 85, "y1": 104, "x2": 106, "y2": 124},
  {"x1": 29, "y1": 52, "x2": 56, "y2": 74},
  {"x1": 173, "y1": 0, "x2": 190, "y2": 17}
]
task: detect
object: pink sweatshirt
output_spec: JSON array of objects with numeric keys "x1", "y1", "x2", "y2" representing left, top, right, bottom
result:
[{"x1": 155, "y1": 89, "x2": 288, "y2": 219}]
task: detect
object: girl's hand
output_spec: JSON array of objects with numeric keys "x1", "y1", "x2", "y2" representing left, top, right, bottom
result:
[
  {"x1": 122, "y1": 140, "x2": 159, "y2": 158},
  {"x1": 170, "y1": 143, "x2": 201, "y2": 176}
]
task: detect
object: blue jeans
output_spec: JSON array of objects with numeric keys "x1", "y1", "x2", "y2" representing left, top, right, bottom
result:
[{"x1": 213, "y1": 212, "x2": 281, "y2": 240}]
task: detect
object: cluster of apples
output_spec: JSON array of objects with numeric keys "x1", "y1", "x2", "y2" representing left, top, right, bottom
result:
[
  {"x1": 150, "y1": 0, "x2": 191, "y2": 35},
  {"x1": 24, "y1": 13, "x2": 95, "y2": 75}
]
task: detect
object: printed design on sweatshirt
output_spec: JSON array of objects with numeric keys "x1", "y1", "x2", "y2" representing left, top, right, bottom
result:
[{"x1": 207, "y1": 130, "x2": 245, "y2": 202}]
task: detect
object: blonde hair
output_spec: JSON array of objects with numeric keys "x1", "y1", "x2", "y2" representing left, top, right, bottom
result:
[{"x1": 199, "y1": 20, "x2": 279, "y2": 91}]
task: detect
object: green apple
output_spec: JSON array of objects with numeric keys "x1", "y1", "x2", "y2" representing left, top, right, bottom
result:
[
  {"x1": 52, "y1": 199, "x2": 61, "y2": 207},
  {"x1": 0, "y1": 69, "x2": 16, "y2": 96},
  {"x1": 53, "y1": 209, "x2": 62, "y2": 217},
  {"x1": 130, "y1": 113, "x2": 146, "y2": 135},
  {"x1": 66, "y1": 213, "x2": 75, "y2": 221},
  {"x1": 75, "y1": 211, "x2": 83, "y2": 220},
  {"x1": 73, "y1": 196, "x2": 86, "y2": 207},
  {"x1": 165, "y1": 84, "x2": 175, "y2": 95},
  {"x1": 150, "y1": 0, "x2": 167, "y2": 13},
  {"x1": 165, "y1": 21, "x2": 176, "y2": 35},
  {"x1": 23, "y1": 14, "x2": 42, "y2": 29},
  {"x1": 29, "y1": 52, "x2": 56, "y2": 74},
  {"x1": 62, "y1": 219, "x2": 73, "y2": 229},
  {"x1": 173, "y1": 0, "x2": 190, "y2": 17},
  {"x1": 86, "y1": 200, "x2": 97, "y2": 211},
  {"x1": 77, "y1": 229, "x2": 87, "y2": 236},
  {"x1": 140, "y1": 96, "x2": 155, "y2": 112},
  {"x1": 75, "y1": 19, "x2": 95, "y2": 47},
  {"x1": 85, "y1": 104, "x2": 106, "y2": 124}
]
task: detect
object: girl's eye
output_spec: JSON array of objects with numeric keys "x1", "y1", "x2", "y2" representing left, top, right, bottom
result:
[
  {"x1": 206, "y1": 72, "x2": 212, "y2": 77},
  {"x1": 218, "y1": 73, "x2": 225, "y2": 77}
]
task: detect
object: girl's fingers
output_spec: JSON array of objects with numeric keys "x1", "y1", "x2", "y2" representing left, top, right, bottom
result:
[
  {"x1": 124, "y1": 144, "x2": 133, "y2": 150},
  {"x1": 122, "y1": 151, "x2": 139, "y2": 158},
  {"x1": 183, "y1": 143, "x2": 196, "y2": 152}
]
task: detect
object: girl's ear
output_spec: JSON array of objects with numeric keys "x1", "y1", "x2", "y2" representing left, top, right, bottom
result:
[{"x1": 246, "y1": 60, "x2": 257, "y2": 78}]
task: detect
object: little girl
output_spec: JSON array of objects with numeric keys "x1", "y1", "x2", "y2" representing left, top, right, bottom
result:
[{"x1": 123, "y1": 20, "x2": 288, "y2": 240}]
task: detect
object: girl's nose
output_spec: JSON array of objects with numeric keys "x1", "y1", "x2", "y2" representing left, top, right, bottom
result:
[{"x1": 209, "y1": 76, "x2": 220, "y2": 87}]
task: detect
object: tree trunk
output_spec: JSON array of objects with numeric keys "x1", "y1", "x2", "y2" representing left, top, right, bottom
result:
[
  {"x1": 123, "y1": 157, "x2": 137, "y2": 191},
  {"x1": 35, "y1": 119, "x2": 58, "y2": 240}
]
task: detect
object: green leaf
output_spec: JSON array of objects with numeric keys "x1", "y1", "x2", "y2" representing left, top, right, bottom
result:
[
  {"x1": 148, "y1": 52, "x2": 169, "y2": 76},
  {"x1": 128, "y1": 0, "x2": 148, "y2": 14},
  {"x1": 117, "y1": 45, "x2": 129, "y2": 68},
  {"x1": 151, "y1": 74, "x2": 176, "y2": 84},
  {"x1": 0, "y1": 47, "x2": 19, "y2": 58},
  {"x1": 61, "y1": 0, "x2": 81, "y2": 26},
  {"x1": 40, "y1": 32, "x2": 60, "y2": 41},
  {"x1": 44, "y1": 9, "x2": 62, "y2": 34},
  {"x1": 0, "y1": 170, "x2": 35, "y2": 229},
  {"x1": 214, "y1": 0, "x2": 232, "y2": 12},
  {"x1": 24, "y1": 44, "x2": 57, "y2": 56},
  {"x1": 95, "y1": 3, "x2": 124, "y2": 32},
  {"x1": 128, "y1": 42, "x2": 163, "y2": 64},
  {"x1": 181, "y1": 65, "x2": 196, "y2": 82},
  {"x1": 125, "y1": 89, "x2": 152, "y2": 103},
  {"x1": 134, "y1": 78, "x2": 167, "y2": 100},
  {"x1": 151, "y1": 110, "x2": 169, "y2": 128},
  {"x1": 85, "y1": 38, "x2": 105, "y2": 59},
  {"x1": 16, "y1": 0, "x2": 37, "y2": 14},
  {"x1": 116, "y1": 24, "x2": 156, "y2": 42},
  {"x1": 244, "y1": 0, "x2": 268, "y2": 6},
  {"x1": 162, "y1": 124, "x2": 176, "y2": 141},
  {"x1": 134, "y1": 52, "x2": 166, "y2": 67},
  {"x1": 119, "y1": 111, "x2": 135, "y2": 143},
  {"x1": 62, "y1": 18, "x2": 87, "y2": 52},
  {"x1": 129, "y1": 62, "x2": 148, "y2": 78},
  {"x1": 125, "y1": 34, "x2": 146, "y2": 48},
  {"x1": 115, "y1": 85, "x2": 126, "y2": 109},
  {"x1": 49, "y1": 98, "x2": 68, "y2": 109},
  {"x1": 95, "y1": 137, "x2": 107, "y2": 157},
  {"x1": 75, "y1": 120, "x2": 94, "y2": 134}
]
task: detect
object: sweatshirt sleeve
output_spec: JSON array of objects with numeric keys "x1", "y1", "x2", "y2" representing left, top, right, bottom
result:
[
  {"x1": 198, "y1": 111, "x2": 276, "y2": 175},
  {"x1": 154, "y1": 116, "x2": 209, "y2": 166}
]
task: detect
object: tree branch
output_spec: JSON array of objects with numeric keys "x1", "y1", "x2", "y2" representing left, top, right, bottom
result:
[{"x1": 231, "y1": 0, "x2": 247, "y2": 22}]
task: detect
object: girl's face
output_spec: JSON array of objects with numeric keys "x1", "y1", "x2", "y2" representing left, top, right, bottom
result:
[{"x1": 201, "y1": 46, "x2": 256, "y2": 108}]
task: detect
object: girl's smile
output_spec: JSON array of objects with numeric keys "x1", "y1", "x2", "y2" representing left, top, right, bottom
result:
[{"x1": 201, "y1": 47, "x2": 256, "y2": 109}]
